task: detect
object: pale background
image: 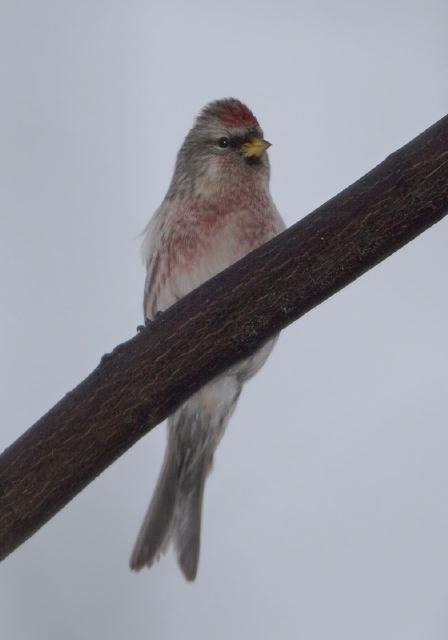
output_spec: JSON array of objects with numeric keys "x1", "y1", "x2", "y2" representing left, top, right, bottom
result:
[{"x1": 1, "y1": 1, "x2": 448, "y2": 639}]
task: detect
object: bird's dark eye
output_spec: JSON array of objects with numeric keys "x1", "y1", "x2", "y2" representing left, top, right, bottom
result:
[{"x1": 217, "y1": 137, "x2": 230, "y2": 148}]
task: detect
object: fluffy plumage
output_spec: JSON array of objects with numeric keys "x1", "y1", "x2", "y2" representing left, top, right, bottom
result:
[{"x1": 130, "y1": 98, "x2": 285, "y2": 580}]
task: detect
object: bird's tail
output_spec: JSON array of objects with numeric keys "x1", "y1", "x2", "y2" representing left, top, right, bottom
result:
[
  {"x1": 129, "y1": 442, "x2": 178, "y2": 573},
  {"x1": 173, "y1": 458, "x2": 208, "y2": 581},
  {"x1": 130, "y1": 416, "x2": 209, "y2": 581}
]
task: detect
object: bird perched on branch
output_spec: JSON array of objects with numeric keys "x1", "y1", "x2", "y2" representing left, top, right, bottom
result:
[{"x1": 130, "y1": 98, "x2": 285, "y2": 580}]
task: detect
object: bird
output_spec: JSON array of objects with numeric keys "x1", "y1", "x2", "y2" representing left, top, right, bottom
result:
[{"x1": 130, "y1": 98, "x2": 285, "y2": 580}]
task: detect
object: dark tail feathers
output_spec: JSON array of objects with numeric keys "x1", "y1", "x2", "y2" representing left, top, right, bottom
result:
[{"x1": 130, "y1": 446, "x2": 207, "y2": 581}]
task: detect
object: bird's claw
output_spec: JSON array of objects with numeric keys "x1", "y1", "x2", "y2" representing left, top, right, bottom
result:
[{"x1": 137, "y1": 312, "x2": 163, "y2": 333}]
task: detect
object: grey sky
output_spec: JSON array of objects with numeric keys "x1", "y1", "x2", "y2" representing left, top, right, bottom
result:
[{"x1": 1, "y1": 1, "x2": 448, "y2": 639}]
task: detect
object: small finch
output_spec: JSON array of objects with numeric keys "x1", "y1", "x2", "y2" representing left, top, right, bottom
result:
[{"x1": 130, "y1": 98, "x2": 285, "y2": 580}]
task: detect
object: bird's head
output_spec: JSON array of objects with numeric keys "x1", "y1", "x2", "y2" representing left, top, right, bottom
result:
[{"x1": 169, "y1": 98, "x2": 271, "y2": 198}]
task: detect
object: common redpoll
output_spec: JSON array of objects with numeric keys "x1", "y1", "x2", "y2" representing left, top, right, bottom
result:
[{"x1": 130, "y1": 98, "x2": 285, "y2": 580}]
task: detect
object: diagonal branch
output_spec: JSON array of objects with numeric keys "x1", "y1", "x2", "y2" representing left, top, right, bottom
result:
[{"x1": 1, "y1": 115, "x2": 448, "y2": 563}]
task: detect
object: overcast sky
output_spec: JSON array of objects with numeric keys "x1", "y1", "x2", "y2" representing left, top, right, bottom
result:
[{"x1": 1, "y1": 1, "x2": 448, "y2": 639}]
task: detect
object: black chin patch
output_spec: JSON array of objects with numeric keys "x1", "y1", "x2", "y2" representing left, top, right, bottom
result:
[{"x1": 245, "y1": 155, "x2": 262, "y2": 166}]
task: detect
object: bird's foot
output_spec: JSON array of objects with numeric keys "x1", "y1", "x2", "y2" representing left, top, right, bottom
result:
[{"x1": 137, "y1": 312, "x2": 163, "y2": 333}]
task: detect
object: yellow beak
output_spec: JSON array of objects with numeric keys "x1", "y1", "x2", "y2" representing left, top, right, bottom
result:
[{"x1": 240, "y1": 138, "x2": 271, "y2": 158}]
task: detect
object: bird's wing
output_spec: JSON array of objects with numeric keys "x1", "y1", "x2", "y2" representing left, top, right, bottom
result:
[{"x1": 141, "y1": 203, "x2": 167, "y2": 320}]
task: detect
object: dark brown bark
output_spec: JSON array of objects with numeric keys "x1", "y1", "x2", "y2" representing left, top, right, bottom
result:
[{"x1": 1, "y1": 115, "x2": 448, "y2": 563}]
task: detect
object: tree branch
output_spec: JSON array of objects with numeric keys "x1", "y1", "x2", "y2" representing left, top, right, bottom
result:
[{"x1": 1, "y1": 115, "x2": 448, "y2": 562}]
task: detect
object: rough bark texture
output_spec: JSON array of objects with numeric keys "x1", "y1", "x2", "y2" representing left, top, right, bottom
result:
[{"x1": 1, "y1": 115, "x2": 448, "y2": 562}]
